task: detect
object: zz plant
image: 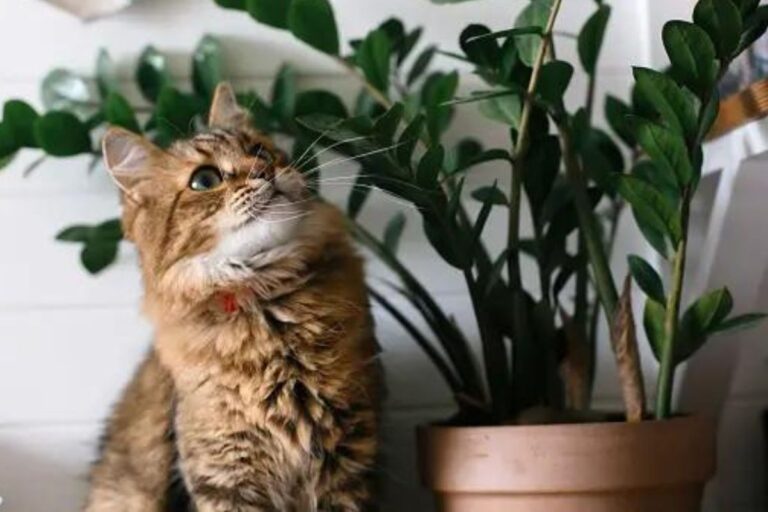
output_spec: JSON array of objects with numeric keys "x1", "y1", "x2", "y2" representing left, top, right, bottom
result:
[{"x1": 1, "y1": 0, "x2": 766, "y2": 423}]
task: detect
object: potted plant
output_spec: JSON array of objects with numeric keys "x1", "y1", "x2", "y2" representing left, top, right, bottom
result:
[{"x1": 1, "y1": 0, "x2": 767, "y2": 510}]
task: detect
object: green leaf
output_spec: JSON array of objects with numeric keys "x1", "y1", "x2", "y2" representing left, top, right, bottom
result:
[
  {"x1": 633, "y1": 67, "x2": 699, "y2": 139},
  {"x1": 644, "y1": 299, "x2": 667, "y2": 360},
  {"x1": 470, "y1": 182, "x2": 498, "y2": 251},
  {"x1": 710, "y1": 313, "x2": 767, "y2": 334},
  {"x1": 524, "y1": 135, "x2": 560, "y2": 218},
  {"x1": 34, "y1": 112, "x2": 92, "y2": 157},
  {"x1": 214, "y1": 0, "x2": 246, "y2": 9},
  {"x1": 694, "y1": 0, "x2": 742, "y2": 59},
  {"x1": 373, "y1": 103, "x2": 405, "y2": 144},
  {"x1": 246, "y1": 0, "x2": 292, "y2": 28},
  {"x1": 347, "y1": 172, "x2": 372, "y2": 219},
  {"x1": 136, "y1": 46, "x2": 170, "y2": 103},
  {"x1": 81, "y1": 240, "x2": 119, "y2": 274},
  {"x1": 95, "y1": 49, "x2": 118, "y2": 98},
  {"x1": 56, "y1": 225, "x2": 92, "y2": 242},
  {"x1": 453, "y1": 148, "x2": 511, "y2": 174},
  {"x1": 515, "y1": 0, "x2": 554, "y2": 67},
  {"x1": 154, "y1": 88, "x2": 205, "y2": 146},
  {"x1": 478, "y1": 92, "x2": 522, "y2": 126},
  {"x1": 616, "y1": 174, "x2": 681, "y2": 243},
  {"x1": 41, "y1": 69, "x2": 94, "y2": 118},
  {"x1": 95, "y1": 218, "x2": 123, "y2": 240},
  {"x1": 578, "y1": 5, "x2": 611, "y2": 75},
  {"x1": 633, "y1": 118, "x2": 692, "y2": 188},
  {"x1": 0, "y1": 122, "x2": 16, "y2": 160},
  {"x1": 464, "y1": 26, "x2": 543, "y2": 43},
  {"x1": 357, "y1": 29, "x2": 392, "y2": 93},
  {"x1": 605, "y1": 95, "x2": 635, "y2": 148},
  {"x1": 417, "y1": 145, "x2": 444, "y2": 188},
  {"x1": 662, "y1": 21, "x2": 719, "y2": 96},
  {"x1": 3, "y1": 100, "x2": 39, "y2": 148},
  {"x1": 192, "y1": 35, "x2": 223, "y2": 100},
  {"x1": 536, "y1": 60, "x2": 574, "y2": 108},
  {"x1": 686, "y1": 287, "x2": 734, "y2": 333},
  {"x1": 460, "y1": 24, "x2": 501, "y2": 69},
  {"x1": 383, "y1": 212, "x2": 407, "y2": 254},
  {"x1": 422, "y1": 72, "x2": 459, "y2": 140},
  {"x1": 295, "y1": 90, "x2": 347, "y2": 119},
  {"x1": 628, "y1": 254, "x2": 666, "y2": 303},
  {"x1": 737, "y1": 5, "x2": 768, "y2": 55},
  {"x1": 471, "y1": 185, "x2": 508, "y2": 206},
  {"x1": 271, "y1": 65, "x2": 297, "y2": 121},
  {"x1": 407, "y1": 45, "x2": 437, "y2": 86},
  {"x1": 632, "y1": 159, "x2": 679, "y2": 204},
  {"x1": 105, "y1": 92, "x2": 141, "y2": 133},
  {"x1": 397, "y1": 115, "x2": 424, "y2": 165},
  {"x1": 287, "y1": 0, "x2": 340, "y2": 55},
  {"x1": 732, "y1": 0, "x2": 760, "y2": 19}
]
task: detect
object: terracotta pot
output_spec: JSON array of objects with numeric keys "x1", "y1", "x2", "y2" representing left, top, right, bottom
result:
[{"x1": 417, "y1": 416, "x2": 716, "y2": 512}]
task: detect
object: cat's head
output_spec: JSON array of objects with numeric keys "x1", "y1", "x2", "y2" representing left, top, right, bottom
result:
[{"x1": 103, "y1": 83, "x2": 312, "y2": 291}]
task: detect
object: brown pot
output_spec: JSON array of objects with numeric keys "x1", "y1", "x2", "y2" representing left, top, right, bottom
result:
[{"x1": 417, "y1": 415, "x2": 716, "y2": 512}]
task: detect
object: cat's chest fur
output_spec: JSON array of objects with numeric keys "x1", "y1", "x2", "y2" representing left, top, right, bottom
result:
[{"x1": 155, "y1": 298, "x2": 349, "y2": 462}]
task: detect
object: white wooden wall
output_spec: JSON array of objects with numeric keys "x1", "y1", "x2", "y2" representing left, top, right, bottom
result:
[{"x1": 0, "y1": 0, "x2": 765, "y2": 511}]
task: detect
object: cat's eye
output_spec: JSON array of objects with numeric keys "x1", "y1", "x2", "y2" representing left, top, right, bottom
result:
[{"x1": 189, "y1": 166, "x2": 223, "y2": 191}]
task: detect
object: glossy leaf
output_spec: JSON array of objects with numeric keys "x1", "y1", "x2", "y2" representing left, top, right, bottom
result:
[
  {"x1": 460, "y1": 24, "x2": 501, "y2": 69},
  {"x1": 105, "y1": 92, "x2": 141, "y2": 133},
  {"x1": 417, "y1": 145, "x2": 444, "y2": 188},
  {"x1": 136, "y1": 46, "x2": 170, "y2": 103},
  {"x1": 604, "y1": 95, "x2": 635, "y2": 148},
  {"x1": 578, "y1": 4, "x2": 611, "y2": 74},
  {"x1": 3, "y1": 100, "x2": 39, "y2": 148},
  {"x1": 515, "y1": 0, "x2": 554, "y2": 67},
  {"x1": 616, "y1": 174, "x2": 681, "y2": 243},
  {"x1": 246, "y1": 0, "x2": 292, "y2": 28},
  {"x1": 271, "y1": 65, "x2": 297, "y2": 120},
  {"x1": 81, "y1": 240, "x2": 119, "y2": 275},
  {"x1": 347, "y1": 172, "x2": 373, "y2": 220},
  {"x1": 710, "y1": 313, "x2": 767, "y2": 334},
  {"x1": 95, "y1": 49, "x2": 118, "y2": 98},
  {"x1": 644, "y1": 299, "x2": 666, "y2": 360},
  {"x1": 0, "y1": 123, "x2": 16, "y2": 158},
  {"x1": 34, "y1": 112, "x2": 92, "y2": 157},
  {"x1": 214, "y1": 0, "x2": 246, "y2": 9},
  {"x1": 693, "y1": 0, "x2": 742, "y2": 58},
  {"x1": 192, "y1": 35, "x2": 223, "y2": 99},
  {"x1": 295, "y1": 90, "x2": 348, "y2": 118},
  {"x1": 41, "y1": 69, "x2": 94, "y2": 118},
  {"x1": 478, "y1": 93, "x2": 522, "y2": 126},
  {"x1": 471, "y1": 185, "x2": 508, "y2": 206},
  {"x1": 408, "y1": 45, "x2": 437, "y2": 86},
  {"x1": 154, "y1": 88, "x2": 205, "y2": 145},
  {"x1": 662, "y1": 21, "x2": 719, "y2": 96},
  {"x1": 397, "y1": 115, "x2": 424, "y2": 165},
  {"x1": 632, "y1": 118, "x2": 692, "y2": 188},
  {"x1": 373, "y1": 103, "x2": 405, "y2": 144},
  {"x1": 357, "y1": 29, "x2": 392, "y2": 93},
  {"x1": 632, "y1": 67, "x2": 698, "y2": 139},
  {"x1": 628, "y1": 254, "x2": 665, "y2": 303},
  {"x1": 288, "y1": 0, "x2": 340, "y2": 55},
  {"x1": 536, "y1": 61, "x2": 573, "y2": 109},
  {"x1": 737, "y1": 5, "x2": 768, "y2": 55}
]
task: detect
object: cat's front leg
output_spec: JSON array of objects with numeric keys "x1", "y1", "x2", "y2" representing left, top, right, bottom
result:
[
  {"x1": 315, "y1": 406, "x2": 378, "y2": 512},
  {"x1": 175, "y1": 421, "x2": 285, "y2": 512},
  {"x1": 84, "y1": 350, "x2": 176, "y2": 512}
]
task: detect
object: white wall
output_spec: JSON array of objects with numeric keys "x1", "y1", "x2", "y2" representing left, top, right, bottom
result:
[{"x1": 0, "y1": 0, "x2": 765, "y2": 511}]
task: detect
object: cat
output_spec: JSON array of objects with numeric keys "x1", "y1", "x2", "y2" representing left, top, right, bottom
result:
[{"x1": 83, "y1": 83, "x2": 381, "y2": 512}]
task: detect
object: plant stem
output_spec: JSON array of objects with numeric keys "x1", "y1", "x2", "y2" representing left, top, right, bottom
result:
[
  {"x1": 559, "y1": 124, "x2": 619, "y2": 318},
  {"x1": 655, "y1": 191, "x2": 690, "y2": 419},
  {"x1": 506, "y1": 0, "x2": 563, "y2": 415}
]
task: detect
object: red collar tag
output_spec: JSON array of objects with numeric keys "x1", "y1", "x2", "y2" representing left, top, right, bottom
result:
[{"x1": 218, "y1": 292, "x2": 239, "y2": 314}]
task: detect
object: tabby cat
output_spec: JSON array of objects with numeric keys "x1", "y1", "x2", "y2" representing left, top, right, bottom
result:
[{"x1": 83, "y1": 83, "x2": 380, "y2": 512}]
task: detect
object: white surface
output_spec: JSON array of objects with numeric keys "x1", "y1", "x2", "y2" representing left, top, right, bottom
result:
[{"x1": 0, "y1": 0, "x2": 765, "y2": 510}]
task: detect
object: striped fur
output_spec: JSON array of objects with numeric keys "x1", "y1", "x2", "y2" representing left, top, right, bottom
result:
[{"x1": 84, "y1": 84, "x2": 380, "y2": 512}]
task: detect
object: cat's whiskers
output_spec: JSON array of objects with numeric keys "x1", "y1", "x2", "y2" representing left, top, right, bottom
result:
[
  {"x1": 292, "y1": 134, "x2": 372, "y2": 172},
  {"x1": 300, "y1": 140, "x2": 408, "y2": 179}
]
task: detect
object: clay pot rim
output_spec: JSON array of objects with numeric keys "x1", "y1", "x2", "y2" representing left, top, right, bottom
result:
[{"x1": 418, "y1": 413, "x2": 709, "y2": 435}]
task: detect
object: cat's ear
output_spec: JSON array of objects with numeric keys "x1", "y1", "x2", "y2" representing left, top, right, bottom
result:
[
  {"x1": 102, "y1": 127, "x2": 166, "y2": 202},
  {"x1": 208, "y1": 82, "x2": 251, "y2": 129}
]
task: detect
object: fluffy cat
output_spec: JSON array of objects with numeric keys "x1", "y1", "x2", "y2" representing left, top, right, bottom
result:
[{"x1": 84, "y1": 83, "x2": 380, "y2": 512}]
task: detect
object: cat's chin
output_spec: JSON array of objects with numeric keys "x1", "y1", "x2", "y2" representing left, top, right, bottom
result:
[{"x1": 214, "y1": 198, "x2": 307, "y2": 261}]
